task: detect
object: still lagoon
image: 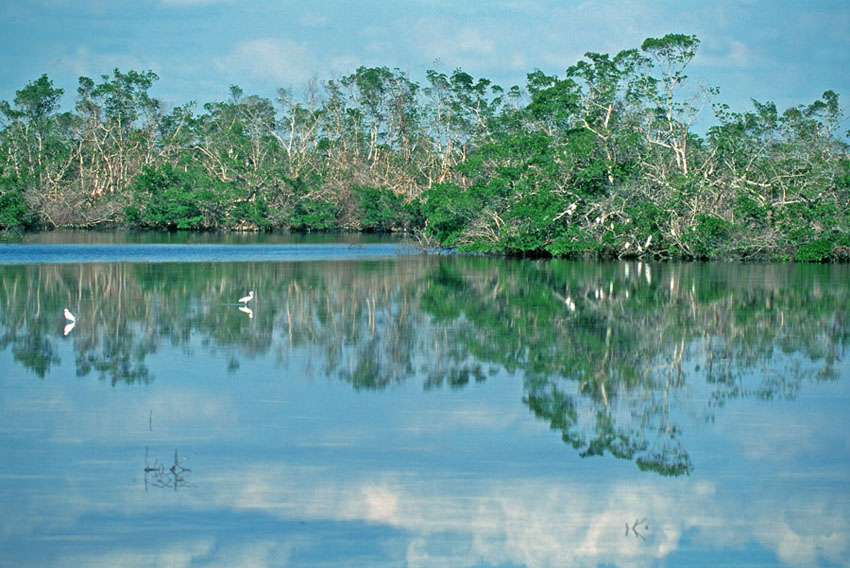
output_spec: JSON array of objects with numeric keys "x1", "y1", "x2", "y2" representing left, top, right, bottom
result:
[{"x1": 1, "y1": 233, "x2": 848, "y2": 567}]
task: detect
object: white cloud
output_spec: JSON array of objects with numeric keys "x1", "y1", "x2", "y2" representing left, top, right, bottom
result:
[
  {"x1": 402, "y1": 17, "x2": 532, "y2": 79},
  {"x1": 298, "y1": 12, "x2": 328, "y2": 29},
  {"x1": 55, "y1": 46, "x2": 158, "y2": 79},
  {"x1": 756, "y1": 511, "x2": 849, "y2": 567},
  {"x1": 211, "y1": 465, "x2": 695, "y2": 567},
  {"x1": 327, "y1": 54, "x2": 363, "y2": 77},
  {"x1": 216, "y1": 38, "x2": 316, "y2": 87},
  {"x1": 361, "y1": 483, "x2": 401, "y2": 522},
  {"x1": 699, "y1": 37, "x2": 764, "y2": 69},
  {"x1": 4, "y1": 445, "x2": 848, "y2": 567},
  {"x1": 198, "y1": 461, "x2": 850, "y2": 568},
  {"x1": 410, "y1": 18, "x2": 492, "y2": 59}
]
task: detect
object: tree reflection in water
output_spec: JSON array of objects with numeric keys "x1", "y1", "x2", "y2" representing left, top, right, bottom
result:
[
  {"x1": 144, "y1": 447, "x2": 191, "y2": 492},
  {"x1": 1, "y1": 257, "x2": 847, "y2": 476}
]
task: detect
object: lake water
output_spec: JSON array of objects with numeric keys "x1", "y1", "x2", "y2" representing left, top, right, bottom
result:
[{"x1": 1, "y1": 234, "x2": 849, "y2": 567}]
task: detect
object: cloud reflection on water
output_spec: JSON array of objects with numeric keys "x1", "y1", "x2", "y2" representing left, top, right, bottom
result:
[
  {"x1": 16, "y1": 453, "x2": 848, "y2": 567},
  {"x1": 1, "y1": 256, "x2": 849, "y2": 566},
  {"x1": 3, "y1": 353, "x2": 848, "y2": 567}
]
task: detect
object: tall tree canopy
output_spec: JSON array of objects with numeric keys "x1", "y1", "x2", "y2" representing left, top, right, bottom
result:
[{"x1": 1, "y1": 34, "x2": 848, "y2": 261}]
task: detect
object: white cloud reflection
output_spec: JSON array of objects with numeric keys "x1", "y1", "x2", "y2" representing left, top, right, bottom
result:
[
  {"x1": 190, "y1": 462, "x2": 846, "y2": 567},
  {"x1": 2, "y1": 345, "x2": 849, "y2": 566},
  {"x1": 64, "y1": 539, "x2": 216, "y2": 568},
  {"x1": 3, "y1": 420, "x2": 849, "y2": 567}
]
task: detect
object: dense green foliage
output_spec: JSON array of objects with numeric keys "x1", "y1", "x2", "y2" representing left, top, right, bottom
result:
[{"x1": 2, "y1": 34, "x2": 849, "y2": 260}]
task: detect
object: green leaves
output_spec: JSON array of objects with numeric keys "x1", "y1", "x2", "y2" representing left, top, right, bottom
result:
[
  {"x1": 127, "y1": 163, "x2": 267, "y2": 230},
  {"x1": 354, "y1": 185, "x2": 410, "y2": 231},
  {"x1": 421, "y1": 131, "x2": 572, "y2": 254},
  {"x1": 795, "y1": 238, "x2": 835, "y2": 262},
  {"x1": 287, "y1": 198, "x2": 339, "y2": 231},
  {"x1": 77, "y1": 68, "x2": 160, "y2": 126},
  {"x1": 421, "y1": 182, "x2": 479, "y2": 246},
  {"x1": 0, "y1": 39, "x2": 847, "y2": 253},
  {"x1": 681, "y1": 214, "x2": 733, "y2": 258},
  {"x1": 0, "y1": 174, "x2": 33, "y2": 229},
  {"x1": 640, "y1": 33, "x2": 700, "y2": 71},
  {"x1": 127, "y1": 164, "x2": 204, "y2": 229},
  {"x1": 9, "y1": 74, "x2": 64, "y2": 123}
]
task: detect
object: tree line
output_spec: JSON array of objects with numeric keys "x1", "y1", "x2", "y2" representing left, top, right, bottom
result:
[{"x1": 2, "y1": 33, "x2": 849, "y2": 260}]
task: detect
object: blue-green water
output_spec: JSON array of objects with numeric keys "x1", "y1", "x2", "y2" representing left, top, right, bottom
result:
[{"x1": 1, "y1": 237, "x2": 848, "y2": 567}]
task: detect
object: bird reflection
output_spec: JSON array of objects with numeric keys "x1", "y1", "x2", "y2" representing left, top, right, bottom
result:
[
  {"x1": 238, "y1": 305, "x2": 254, "y2": 319},
  {"x1": 625, "y1": 518, "x2": 649, "y2": 541},
  {"x1": 63, "y1": 308, "x2": 76, "y2": 335}
]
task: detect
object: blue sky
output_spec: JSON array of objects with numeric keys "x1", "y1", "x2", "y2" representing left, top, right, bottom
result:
[{"x1": 2, "y1": 0, "x2": 849, "y2": 123}]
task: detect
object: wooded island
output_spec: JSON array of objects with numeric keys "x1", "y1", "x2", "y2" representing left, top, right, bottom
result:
[{"x1": 2, "y1": 34, "x2": 848, "y2": 261}]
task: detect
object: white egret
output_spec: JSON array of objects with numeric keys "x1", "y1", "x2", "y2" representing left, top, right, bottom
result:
[
  {"x1": 238, "y1": 291, "x2": 254, "y2": 304},
  {"x1": 63, "y1": 308, "x2": 76, "y2": 322}
]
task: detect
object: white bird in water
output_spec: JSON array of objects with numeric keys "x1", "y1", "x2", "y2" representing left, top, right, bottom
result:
[
  {"x1": 238, "y1": 291, "x2": 254, "y2": 304},
  {"x1": 63, "y1": 321, "x2": 75, "y2": 336},
  {"x1": 238, "y1": 305, "x2": 254, "y2": 319},
  {"x1": 63, "y1": 308, "x2": 76, "y2": 322}
]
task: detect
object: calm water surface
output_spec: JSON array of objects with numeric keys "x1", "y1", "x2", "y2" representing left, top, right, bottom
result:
[{"x1": 1, "y1": 236, "x2": 848, "y2": 567}]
